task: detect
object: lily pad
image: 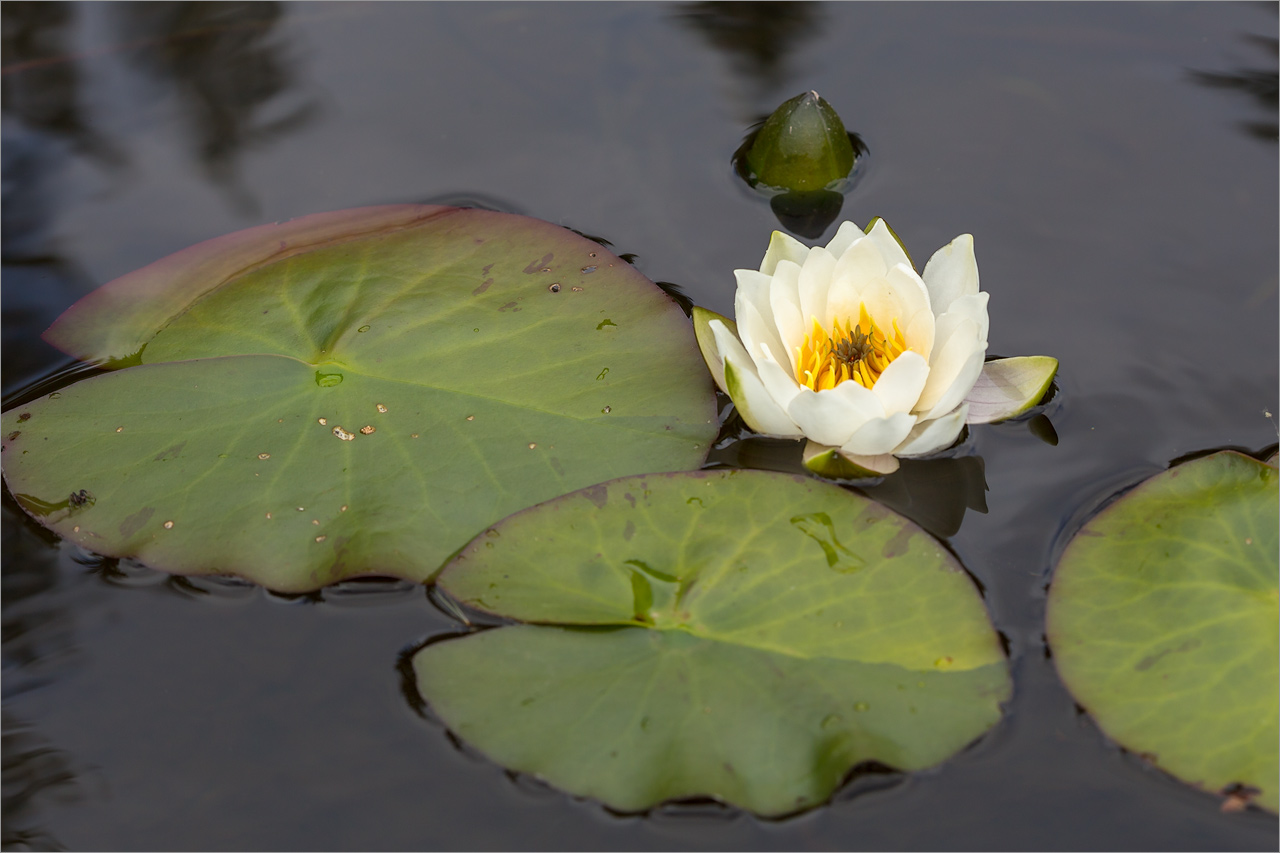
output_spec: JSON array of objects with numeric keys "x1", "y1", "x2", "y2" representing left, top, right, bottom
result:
[
  {"x1": 1047, "y1": 451, "x2": 1279, "y2": 812},
  {"x1": 415, "y1": 470, "x2": 1010, "y2": 816},
  {"x1": 1, "y1": 206, "x2": 717, "y2": 591}
]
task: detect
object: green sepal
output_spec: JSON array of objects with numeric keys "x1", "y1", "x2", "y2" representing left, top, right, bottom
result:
[
  {"x1": 965, "y1": 356, "x2": 1058, "y2": 424},
  {"x1": 691, "y1": 306, "x2": 736, "y2": 393},
  {"x1": 802, "y1": 440, "x2": 900, "y2": 479}
]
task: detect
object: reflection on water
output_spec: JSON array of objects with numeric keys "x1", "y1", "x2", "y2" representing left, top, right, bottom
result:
[
  {"x1": 109, "y1": 2, "x2": 319, "y2": 212},
  {"x1": 2, "y1": 711, "x2": 83, "y2": 852},
  {"x1": 1, "y1": 1, "x2": 317, "y2": 388},
  {"x1": 1189, "y1": 6, "x2": 1278, "y2": 142},
  {"x1": 676, "y1": 2, "x2": 822, "y2": 109},
  {"x1": 1, "y1": 499, "x2": 85, "y2": 852},
  {"x1": 1, "y1": 2, "x2": 125, "y2": 168}
]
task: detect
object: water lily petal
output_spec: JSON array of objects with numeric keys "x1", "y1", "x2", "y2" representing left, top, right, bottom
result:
[
  {"x1": 865, "y1": 218, "x2": 914, "y2": 272},
  {"x1": 708, "y1": 318, "x2": 749, "y2": 372},
  {"x1": 922, "y1": 348, "x2": 986, "y2": 422},
  {"x1": 884, "y1": 263, "x2": 932, "y2": 325},
  {"x1": 894, "y1": 402, "x2": 969, "y2": 457},
  {"x1": 826, "y1": 239, "x2": 889, "y2": 325},
  {"x1": 840, "y1": 411, "x2": 917, "y2": 456},
  {"x1": 915, "y1": 316, "x2": 981, "y2": 414},
  {"x1": 797, "y1": 245, "x2": 836, "y2": 331},
  {"x1": 921, "y1": 233, "x2": 978, "y2": 316},
  {"x1": 829, "y1": 374, "x2": 889, "y2": 422},
  {"x1": 735, "y1": 287, "x2": 788, "y2": 376},
  {"x1": 824, "y1": 220, "x2": 864, "y2": 259},
  {"x1": 768, "y1": 260, "x2": 805, "y2": 372},
  {"x1": 760, "y1": 230, "x2": 810, "y2": 276},
  {"x1": 734, "y1": 268, "x2": 776, "y2": 325},
  {"x1": 718, "y1": 336, "x2": 803, "y2": 438},
  {"x1": 941, "y1": 291, "x2": 990, "y2": 345},
  {"x1": 871, "y1": 350, "x2": 929, "y2": 415},
  {"x1": 756, "y1": 342, "x2": 803, "y2": 412},
  {"x1": 787, "y1": 383, "x2": 882, "y2": 448},
  {"x1": 903, "y1": 305, "x2": 936, "y2": 360},
  {"x1": 844, "y1": 273, "x2": 906, "y2": 336}
]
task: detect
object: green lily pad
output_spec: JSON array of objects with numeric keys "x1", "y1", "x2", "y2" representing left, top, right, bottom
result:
[
  {"x1": 2, "y1": 207, "x2": 717, "y2": 591},
  {"x1": 415, "y1": 469, "x2": 1010, "y2": 816},
  {"x1": 1047, "y1": 451, "x2": 1279, "y2": 813}
]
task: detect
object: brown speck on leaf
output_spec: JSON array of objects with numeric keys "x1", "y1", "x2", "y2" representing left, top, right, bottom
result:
[
  {"x1": 265, "y1": 513, "x2": 272, "y2": 519},
  {"x1": 1220, "y1": 784, "x2": 1260, "y2": 813},
  {"x1": 7, "y1": 431, "x2": 19, "y2": 441},
  {"x1": 18, "y1": 413, "x2": 30, "y2": 422},
  {"x1": 163, "y1": 521, "x2": 174, "y2": 529},
  {"x1": 360, "y1": 425, "x2": 375, "y2": 435}
]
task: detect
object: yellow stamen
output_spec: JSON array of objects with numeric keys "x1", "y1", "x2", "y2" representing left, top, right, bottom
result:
[{"x1": 794, "y1": 303, "x2": 907, "y2": 391}]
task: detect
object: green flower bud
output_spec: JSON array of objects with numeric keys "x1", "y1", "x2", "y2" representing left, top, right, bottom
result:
[{"x1": 744, "y1": 91, "x2": 856, "y2": 192}]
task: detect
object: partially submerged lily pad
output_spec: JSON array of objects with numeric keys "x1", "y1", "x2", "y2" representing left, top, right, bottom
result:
[
  {"x1": 1, "y1": 206, "x2": 717, "y2": 591},
  {"x1": 415, "y1": 469, "x2": 1009, "y2": 816},
  {"x1": 1047, "y1": 451, "x2": 1279, "y2": 813}
]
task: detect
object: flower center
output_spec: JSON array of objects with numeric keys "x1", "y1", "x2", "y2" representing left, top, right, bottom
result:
[{"x1": 794, "y1": 303, "x2": 907, "y2": 392}]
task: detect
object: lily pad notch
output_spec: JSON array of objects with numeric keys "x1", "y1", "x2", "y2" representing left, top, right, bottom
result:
[
  {"x1": 415, "y1": 468, "x2": 1011, "y2": 817},
  {"x1": 2, "y1": 206, "x2": 718, "y2": 591}
]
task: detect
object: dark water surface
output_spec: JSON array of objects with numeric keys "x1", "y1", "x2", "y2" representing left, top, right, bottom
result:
[{"x1": 3, "y1": 2, "x2": 1277, "y2": 850}]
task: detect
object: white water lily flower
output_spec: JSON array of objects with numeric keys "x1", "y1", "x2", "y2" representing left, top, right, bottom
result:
[{"x1": 695, "y1": 219, "x2": 1055, "y2": 476}]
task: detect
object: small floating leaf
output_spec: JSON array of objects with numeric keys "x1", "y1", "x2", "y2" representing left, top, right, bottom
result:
[
  {"x1": 416, "y1": 470, "x2": 1009, "y2": 816},
  {"x1": 1047, "y1": 451, "x2": 1279, "y2": 812},
  {"x1": 2, "y1": 207, "x2": 717, "y2": 591}
]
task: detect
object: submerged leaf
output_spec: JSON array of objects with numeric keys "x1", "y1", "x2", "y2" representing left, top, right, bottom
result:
[
  {"x1": 2, "y1": 207, "x2": 717, "y2": 591},
  {"x1": 416, "y1": 469, "x2": 1009, "y2": 816},
  {"x1": 1047, "y1": 451, "x2": 1279, "y2": 813}
]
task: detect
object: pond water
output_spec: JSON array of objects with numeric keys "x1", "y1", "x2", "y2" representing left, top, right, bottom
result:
[{"x1": 2, "y1": 2, "x2": 1277, "y2": 850}]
